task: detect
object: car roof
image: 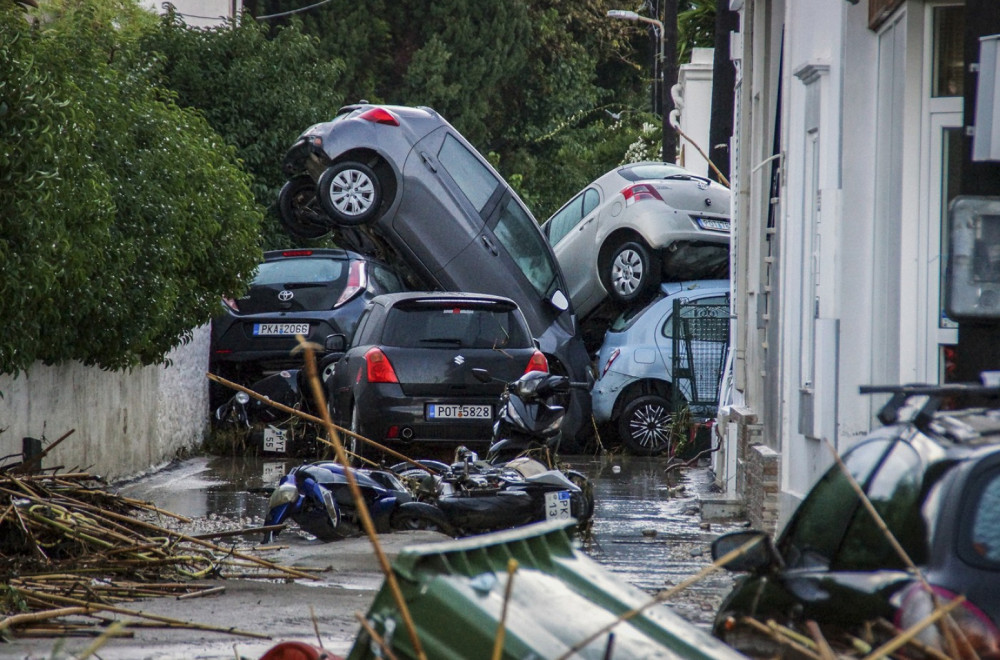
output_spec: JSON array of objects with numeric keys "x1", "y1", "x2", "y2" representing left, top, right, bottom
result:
[{"x1": 370, "y1": 290, "x2": 521, "y2": 308}]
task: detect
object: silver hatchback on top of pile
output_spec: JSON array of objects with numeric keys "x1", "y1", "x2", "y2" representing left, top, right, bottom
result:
[{"x1": 541, "y1": 162, "x2": 731, "y2": 320}]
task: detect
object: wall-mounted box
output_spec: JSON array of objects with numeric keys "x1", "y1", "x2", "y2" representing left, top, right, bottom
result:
[{"x1": 946, "y1": 196, "x2": 1000, "y2": 321}]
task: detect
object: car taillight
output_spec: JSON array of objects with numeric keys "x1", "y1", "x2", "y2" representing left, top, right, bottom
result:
[
  {"x1": 895, "y1": 584, "x2": 1000, "y2": 658},
  {"x1": 281, "y1": 250, "x2": 313, "y2": 257},
  {"x1": 601, "y1": 348, "x2": 621, "y2": 377},
  {"x1": 524, "y1": 351, "x2": 548, "y2": 374},
  {"x1": 365, "y1": 347, "x2": 399, "y2": 383},
  {"x1": 621, "y1": 183, "x2": 664, "y2": 206},
  {"x1": 222, "y1": 297, "x2": 240, "y2": 313},
  {"x1": 358, "y1": 107, "x2": 399, "y2": 126},
  {"x1": 335, "y1": 260, "x2": 368, "y2": 308}
]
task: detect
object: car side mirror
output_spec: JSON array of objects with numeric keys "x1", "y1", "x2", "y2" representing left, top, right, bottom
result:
[
  {"x1": 324, "y1": 333, "x2": 347, "y2": 353},
  {"x1": 711, "y1": 530, "x2": 782, "y2": 573},
  {"x1": 549, "y1": 289, "x2": 569, "y2": 311}
]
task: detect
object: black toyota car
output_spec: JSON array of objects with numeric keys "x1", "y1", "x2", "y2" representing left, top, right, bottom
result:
[
  {"x1": 711, "y1": 384, "x2": 1000, "y2": 659},
  {"x1": 277, "y1": 103, "x2": 593, "y2": 448},
  {"x1": 209, "y1": 248, "x2": 405, "y2": 406}
]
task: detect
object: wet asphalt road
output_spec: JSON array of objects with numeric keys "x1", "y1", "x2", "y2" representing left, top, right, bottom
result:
[{"x1": 118, "y1": 451, "x2": 744, "y2": 631}]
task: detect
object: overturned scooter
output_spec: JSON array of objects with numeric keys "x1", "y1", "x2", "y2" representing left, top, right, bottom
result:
[
  {"x1": 389, "y1": 368, "x2": 595, "y2": 536},
  {"x1": 262, "y1": 461, "x2": 452, "y2": 542}
]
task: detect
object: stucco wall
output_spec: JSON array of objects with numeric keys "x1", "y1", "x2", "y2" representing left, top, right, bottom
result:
[{"x1": 0, "y1": 326, "x2": 210, "y2": 480}]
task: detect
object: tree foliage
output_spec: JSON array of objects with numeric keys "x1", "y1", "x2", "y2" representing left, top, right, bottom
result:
[
  {"x1": 140, "y1": 10, "x2": 346, "y2": 248},
  {"x1": 0, "y1": 0, "x2": 262, "y2": 375}
]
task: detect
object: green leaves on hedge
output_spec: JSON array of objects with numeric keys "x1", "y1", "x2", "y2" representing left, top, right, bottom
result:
[{"x1": 0, "y1": 0, "x2": 262, "y2": 375}]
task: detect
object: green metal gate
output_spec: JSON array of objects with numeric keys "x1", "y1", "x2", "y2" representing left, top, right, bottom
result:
[{"x1": 670, "y1": 300, "x2": 731, "y2": 418}]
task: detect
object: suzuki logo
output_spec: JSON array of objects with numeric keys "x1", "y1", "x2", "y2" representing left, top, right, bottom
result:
[
  {"x1": 453, "y1": 355, "x2": 465, "y2": 365},
  {"x1": 278, "y1": 290, "x2": 294, "y2": 302}
]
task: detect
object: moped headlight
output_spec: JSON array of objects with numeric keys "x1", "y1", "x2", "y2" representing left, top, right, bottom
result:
[
  {"x1": 235, "y1": 391, "x2": 250, "y2": 405},
  {"x1": 267, "y1": 482, "x2": 299, "y2": 509}
]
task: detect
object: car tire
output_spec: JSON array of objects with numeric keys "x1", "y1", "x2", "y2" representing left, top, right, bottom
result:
[
  {"x1": 277, "y1": 174, "x2": 332, "y2": 239},
  {"x1": 618, "y1": 393, "x2": 674, "y2": 456},
  {"x1": 317, "y1": 161, "x2": 382, "y2": 226},
  {"x1": 603, "y1": 239, "x2": 661, "y2": 307}
]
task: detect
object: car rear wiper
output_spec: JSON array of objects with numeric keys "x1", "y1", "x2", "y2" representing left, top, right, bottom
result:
[{"x1": 662, "y1": 173, "x2": 713, "y2": 184}]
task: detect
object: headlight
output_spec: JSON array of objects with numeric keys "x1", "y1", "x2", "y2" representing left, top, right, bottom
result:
[
  {"x1": 235, "y1": 391, "x2": 250, "y2": 405},
  {"x1": 267, "y1": 482, "x2": 299, "y2": 509}
]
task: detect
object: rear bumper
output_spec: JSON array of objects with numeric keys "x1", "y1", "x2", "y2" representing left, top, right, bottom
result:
[{"x1": 355, "y1": 385, "x2": 497, "y2": 444}]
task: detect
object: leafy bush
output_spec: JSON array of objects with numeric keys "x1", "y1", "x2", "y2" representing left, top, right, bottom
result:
[{"x1": 0, "y1": 0, "x2": 263, "y2": 375}]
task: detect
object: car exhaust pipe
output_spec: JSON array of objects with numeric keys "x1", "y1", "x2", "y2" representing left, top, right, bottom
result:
[{"x1": 400, "y1": 427, "x2": 414, "y2": 440}]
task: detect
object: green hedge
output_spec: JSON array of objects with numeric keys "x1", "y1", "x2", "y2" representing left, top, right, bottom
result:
[{"x1": 0, "y1": 0, "x2": 263, "y2": 375}]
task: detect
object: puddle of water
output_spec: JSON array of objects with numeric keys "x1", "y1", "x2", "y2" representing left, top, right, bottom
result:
[{"x1": 118, "y1": 451, "x2": 745, "y2": 627}]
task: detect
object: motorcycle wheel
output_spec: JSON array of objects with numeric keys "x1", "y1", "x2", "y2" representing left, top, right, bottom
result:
[
  {"x1": 390, "y1": 507, "x2": 454, "y2": 536},
  {"x1": 278, "y1": 174, "x2": 332, "y2": 239}
]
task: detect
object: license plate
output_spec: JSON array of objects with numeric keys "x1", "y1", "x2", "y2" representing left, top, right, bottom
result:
[
  {"x1": 253, "y1": 323, "x2": 310, "y2": 336},
  {"x1": 262, "y1": 426, "x2": 287, "y2": 453},
  {"x1": 545, "y1": 490, "x2": 572, "y2": 520},
  {"x1": 425, "y1": 403, "x2": 492, "y2": 420},
  {"x1": 261, "y1": 461, "x2": 286, "y2": 484},
  {"x1": 696, "y1": 217, "x2": 730, "y2": 232}
]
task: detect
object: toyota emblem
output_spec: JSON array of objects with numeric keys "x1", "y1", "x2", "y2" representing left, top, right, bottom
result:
[{"x1": 278, "y1": 290, "x2": 294, "y2": 302}]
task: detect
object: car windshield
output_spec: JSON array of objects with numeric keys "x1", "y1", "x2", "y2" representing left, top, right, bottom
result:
[
  {"x1": 380, "y1": 303, "x2": 531, "y2": 349},
  {"x1": 252, "y1": 258, "x2": 347, "y2": 286},
  {"x1": 779, "y1": 436, "x2": 928, "y2": 571},
  {"x1": 620, "y1": 163, "x2": 691, "y2": 181},
  {"x1": 493, "y1": 197, "x2": 559, "y2": 298}
]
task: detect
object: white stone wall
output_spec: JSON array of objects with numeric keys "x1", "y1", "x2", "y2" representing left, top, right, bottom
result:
[{"x1": 0, "y1": 326, "x2": 210, "y2": 480}]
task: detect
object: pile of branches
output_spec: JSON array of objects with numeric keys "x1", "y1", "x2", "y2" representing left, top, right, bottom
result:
[{"x1": 0, "y1": 471, "x2": 313, "y2": 640}]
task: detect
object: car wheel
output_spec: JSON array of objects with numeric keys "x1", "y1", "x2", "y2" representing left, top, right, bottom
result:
[
  {"x1": 317, "y1": 161, "x2": 382, "y2": 226},
  {"x1": 277, "y1": 174, "x2": 332, "y2": 239},
  {"x1": 618, "y1": 393, "x2": 674, "y2": 456},
  {"x1": 603, "y1": 240, "x2": 661, "y2": 307}
]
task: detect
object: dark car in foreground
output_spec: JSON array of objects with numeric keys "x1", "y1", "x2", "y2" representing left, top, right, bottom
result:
[
  {"x1": 209, "y1": 248, "x2": 405, "y2": 405},
  {"x1": 278, "y1": 103, "x2": 592, "y2": 448},
  {"x1": 324, "y1": 292, "x2": 548, "y2": 459},
  {"x1": 711, "y1": 384, "x2": 1000, "y2": 658}
]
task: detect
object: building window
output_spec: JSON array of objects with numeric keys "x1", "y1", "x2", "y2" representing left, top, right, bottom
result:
[{"x1": 933, "y1": 6, "x2": 965, "y2": 97}]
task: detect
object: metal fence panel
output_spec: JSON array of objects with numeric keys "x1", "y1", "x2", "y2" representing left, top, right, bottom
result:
[{"x1": 671, "y1": 300, "x2": 731, "y2": 417}]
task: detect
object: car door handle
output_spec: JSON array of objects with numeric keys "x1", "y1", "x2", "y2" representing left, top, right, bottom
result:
[
  {"x1": 480, "y1": 235, "x2": 499, "y2": 256},
  {"x1": 579, "y1": 217, "x2": 595, "y2": 230},
  {"x1": 419, "y1": 151, "x2": 437, "y2": 173}
]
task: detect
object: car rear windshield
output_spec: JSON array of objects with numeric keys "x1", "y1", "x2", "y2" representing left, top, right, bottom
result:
[
  {"x1": 620, "y1": 163, "x2": 690, "y2": 181},
  {"x1": 380, "y1": 303, "x2": 531, "y2": 349},
  {"x1": 253, "y1": 258, "x2": 347, "y2": 287}
]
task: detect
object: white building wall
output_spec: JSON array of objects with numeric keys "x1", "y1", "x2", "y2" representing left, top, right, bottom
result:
[
  {"x1": 140, "y1": 0, "x2": 239, "y2": 27},
  {"x1": 676, "y1": 48, "x2": 716, "y2": 178},
  {"x1": 0, "y1": 327, "x2": 210, "y2": 480}
]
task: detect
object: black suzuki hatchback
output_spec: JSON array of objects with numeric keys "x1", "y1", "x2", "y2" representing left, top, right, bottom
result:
[
  {"x1": 711, "y1": 384, "x2": 1000, "y2": 659},
  {"x1": 324, "y1": 291, "x2": 547, "y2": 458}
]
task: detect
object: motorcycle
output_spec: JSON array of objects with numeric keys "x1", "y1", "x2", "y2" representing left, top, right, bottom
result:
[
  {"x1": 262, "y1": 461, "x2": 451, "y2": 542},
  {"x1": 212, "y1": 356, "x2": 345, "y2": 457},
  {"x1": 471, "y1": 367, "x2": 591, "y2": 463},
  {"x1": 392, "y1": 448, "x2": 594, "y2": 536},
  {"x1": 388, "y1": 368, "x2": 596, "y2": 536}
]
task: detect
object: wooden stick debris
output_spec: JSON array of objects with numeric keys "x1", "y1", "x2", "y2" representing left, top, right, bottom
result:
[
  {"x1": 299, "y1": 339, "x2": 428, "y2": 660},
  {"x1": 491, "y1": 558, "x2": 519, "y2": 660}
]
